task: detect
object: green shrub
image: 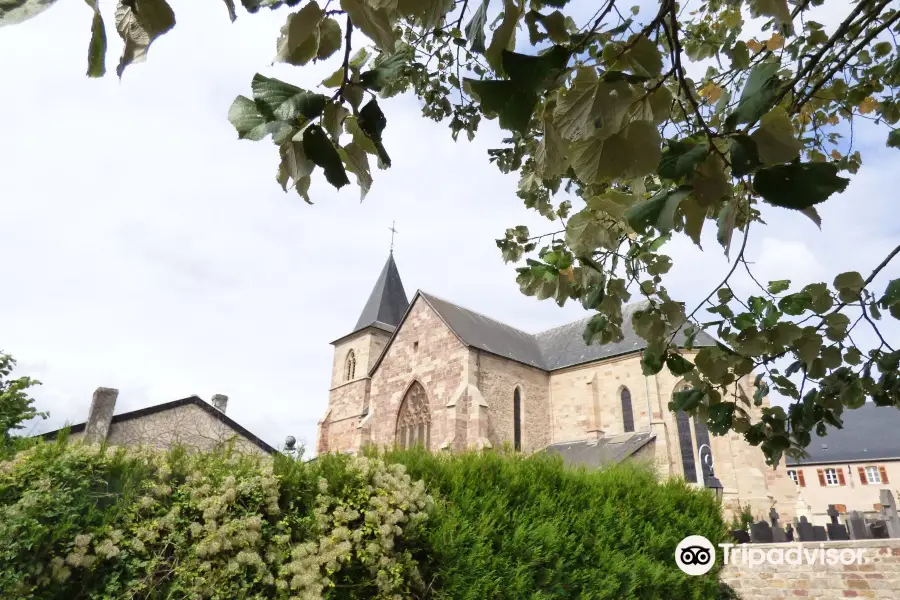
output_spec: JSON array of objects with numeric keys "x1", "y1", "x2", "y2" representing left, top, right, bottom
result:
[
  {"x1": 376, "y1": 447, "x2": 725, "y2": 600},
  {"x1": 0, "y1": 441, "x2": 724, "y2": 599},
  {"x1": 0, "y1": 441, "x2": 432, "y2": 599}
]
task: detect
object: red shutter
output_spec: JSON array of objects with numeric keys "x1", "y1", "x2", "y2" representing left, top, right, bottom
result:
[
  {"x1": 817, "y1": 469, "x2": 826, "y2": 486},
  {"x1": 835, "y1": 504, "x2": 847, "y2": 514},
  {"x1": 859, "y1": 467, "x2": 868, "y2": 485},
  {"x1": 838, "y1": 469, "x2": 846, "y2": 486},
  {"x1": 879, "y1": 466, "x2": 889, "y2": 484},
  {"x1": 798, "y1": 470, "x2": 806, "y2": 487}
]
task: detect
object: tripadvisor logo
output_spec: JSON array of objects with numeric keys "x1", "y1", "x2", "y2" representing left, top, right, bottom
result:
[
  {"x1": 675, "y1": 536, "x2": 716, "y2": 576},
  {"x1": 675, "y1": 535, "x2": 868, "y2": 576}
]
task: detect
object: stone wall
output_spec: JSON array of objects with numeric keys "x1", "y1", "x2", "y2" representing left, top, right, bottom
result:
[
  {"x1": 475, "y1": 350, "x2": 550, "y2": 452},
  {"x1": 329, "y1": 328, "x2": 391, "y2": 389},
  {"x1": 68, "y1": 404, "x2": 266, "y2": 455},
  {"x1": 721, "y1": 539, "x2": 900, "y2": 599},
  {"x1": 366, "y1": 297, "x2": 470, "y2": 450},
  {"x1": 318, "y1": 378, "x2": 369, "y2": 453}
]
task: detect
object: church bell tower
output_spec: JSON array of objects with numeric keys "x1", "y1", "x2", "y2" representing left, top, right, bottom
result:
[{"x1": 317, "y1": 252, "x2": 410, "y2": 454}]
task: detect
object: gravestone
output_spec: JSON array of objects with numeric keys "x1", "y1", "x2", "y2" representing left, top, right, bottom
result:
[
  {"x1": 812, "y1": 525, "x2": 828, "y2": 541},
  {"x1": 750, "y1": 520, "x2": 774, "y2": 543},
  {"x1": 879, "y1": 489, "x2": 900, "y2": 538},
  {"x1": 769, "y1": 507, "x2": 788, "y2": 542},
  {"x1": 796, "y1": 516, "x2": 815, "y2": 542},
  {"x1": 730, "y1": 529, "x2": 751, "y2": 544},
  {"x1": 846, "y1": 511, "x2": 870, "y2": 540},
  {"x1": 785, "y1": 523, "x2": 794, "y2": 542},
  {"x1": 870, "y1": 520, "x2": 890, "y2": 539},
  {"x1": 826, "y1": 504, "x2": 850, "y2": 541}
]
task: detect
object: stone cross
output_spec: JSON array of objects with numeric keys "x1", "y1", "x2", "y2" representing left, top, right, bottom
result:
[
  {"x1": 846, "y1": 510, "x2": 871, "y2": 540},
  {"x1": 879, "y1": 489, "x2": 900, "y2": 538},
  {"x1": 826, "y1": 504, "x2": 850, "y2": 540},
  {"x1": 769, "y1": 507, "x2": 780, "y2": 528},
  {"x1": 388, "y1": 221, "x2": 398, "y2": 252}
]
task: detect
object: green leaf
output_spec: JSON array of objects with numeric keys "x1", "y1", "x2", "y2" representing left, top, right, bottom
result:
[
  {"x1": 586, "y1": 190, "x2": 636, "y2": 219},
  {"x1": 750, "y1": 107, "x2": 802, "y2": 165},
  {"x1": 657, "y1": 188, "x2": 690, "y2": 233},
  {"x1": 833, "y1": 271, "x2": 865, "y2": 303},
  {"x1": 316, "y1": 17, "x2": 343, "y2": 60},
  {"x1": 278, "y1": 136, "x2": 315, "y2": 203},
  {"x1": 275, "y1": 1, "x2": 324, "y2": 66},
  {"x1": 658, "y1": 139, "x2": 708, "y2": 180},
  {"x1": 464, "y1": 0, "x2": 490, "y2": 53},
  {"x1": 340, "y1": 0, "x2": 396, "y2": 51},
  {"x1": 666, "y1": 353, "x2": 695, "y2": 376},
  {"x1": 85, "y1": 0, "x2": 107, "y2": 78},
  {"x1": 691, "y1": 153, "x2": 731, "y2": 207},
  {"x1": 767, "y1": 280, "x2": 790, "y2": 294},
  {"x1": 725, "y1": 61, "x2": 780, "y2": 129},
  {"x1": 552, "y1": 67, "x2": 599, "y2": 140},
  {"x1": 624, "y1": 189, "x2": 667, "y2": 231},
  {"x1": 227, "y1": 96, "x2": 270, "y2": 141},
  {"x1": 302, "y1": 124, "x2": 350, "y2": 189},
  {"x1": 625, "y1": 34, "x2": 662, "y2": 77},
  {"x1": 465, "y1": 79, "x2": 538, "y2": 134},
  {"x1": 0, "y1": 0, "x2": 59, "y2": 26},
  {"x1": 251, "y1": 74, "x2": 327, "y2": 125},
  {"x1": 749, "y1": 0, "x2": 792, "y2": 33},
  {"x1": 716, "y1": 198, "x2": 739, "y2": 257},
  {"x1": 114, "y1": 0, "x2": 176, "y2": 78},
  {"x1": 360, "y1": 51, "x2": 410, "y2": 91},
  {"x1": 729, "y1": 135, "x2": 762, "y2": 177},
  {"x1": 340, "y1": 142, "x2": 372, "y2": 201},
  {"x1": 534, "y1": 113, "x2": 570, "y2": 178},
  {"x1": 321, "y1": 66, "x2": 344, "y2": 88},
  {"x1": 730, "y1": 41, "x2": 750, "y2": 70},
  {"x1": 878, "y1": 279, "x2": 900, "y2": 319},
  {"x1": 502, "y1": 45, "x2": 570, "y2": 90},
  {"x1": 641, "y1": 348, "x2": 665, "y2": 375},
  {"x1": 565, "y1": 209, "x2": 615, "y2": 254},
  {"x1": 486, "y1": 0, "x2": 525, "y2": 74},
  {"x1": 887, "y1": 130, "x2": 900, "y2": 149},
  {"x1": 754, "y1": 162, "x2": 850, "y2": 210},
  {"x1": 358, "y1": 99, "x2": 391, "y2": 167},
  {"x1": 323, "y1": 101, "x2": 349, "y2": 139}
]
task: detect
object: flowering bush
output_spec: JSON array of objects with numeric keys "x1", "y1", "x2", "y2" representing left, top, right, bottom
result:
[
  {"x1": 0, "y1": 441, "x2": 723, "y2": 599},
  {"x1": 0, "y1": 440, "x2": 432, "y2": 599}
]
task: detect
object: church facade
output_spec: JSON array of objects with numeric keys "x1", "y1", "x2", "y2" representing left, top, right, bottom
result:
[{"x1": 317, "y1": 254, "x2": 797, "y2": 517}]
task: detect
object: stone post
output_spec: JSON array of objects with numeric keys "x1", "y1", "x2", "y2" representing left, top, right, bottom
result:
[{"x1": 84, "y1": 387, "x2": 118, "y2": 444}]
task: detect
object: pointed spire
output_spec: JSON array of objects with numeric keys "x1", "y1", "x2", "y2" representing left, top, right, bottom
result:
[{"x1": 353, "y1": 253, "x2": 409, "y2": 332}]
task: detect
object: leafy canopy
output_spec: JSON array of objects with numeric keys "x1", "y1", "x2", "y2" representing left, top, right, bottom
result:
[
  {"x1": 5, "y1": 0, "x2": 900, "y2": 467},
  {"x1": 0, "y1": 351, "x2": 46, "y2": 456}
]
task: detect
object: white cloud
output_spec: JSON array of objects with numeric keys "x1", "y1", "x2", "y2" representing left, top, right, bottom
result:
[{"x1": 1, "y1": 1, "x2": 898, "y2": 452}]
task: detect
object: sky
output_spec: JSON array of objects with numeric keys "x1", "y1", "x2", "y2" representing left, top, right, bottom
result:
[{"x1": 1, "y1": 0, "x2": 898, "y2": 454}]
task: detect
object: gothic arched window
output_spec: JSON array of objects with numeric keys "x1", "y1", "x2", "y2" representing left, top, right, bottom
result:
[
  {"x1": 513, "y1": 387, "x2": 522, "y2": 451},
  {"x1": 344, "y1": 350, "x2": 356, "y2": 381},
  {"x1": 673, "y1": 382, "x2": 702, "y2": 484},
  {"x1": 621, "y1": 387, "x2": 634, "y2": 433},
  {"x1": 396, "y1": 381, "x2": 431, "y2": 449}
]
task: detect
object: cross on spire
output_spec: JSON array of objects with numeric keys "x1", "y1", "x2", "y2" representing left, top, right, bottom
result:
[{"x1": 388, "y1": 221, "x2": 398, "y2": 252}]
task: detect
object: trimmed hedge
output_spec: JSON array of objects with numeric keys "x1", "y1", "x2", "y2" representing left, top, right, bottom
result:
[{"x1": 0, "y1": 440, "x2": 724, "y2": 599}]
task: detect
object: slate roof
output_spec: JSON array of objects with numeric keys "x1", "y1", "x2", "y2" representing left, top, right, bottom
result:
[
  {"x1": 39, "y1": 396, "x2": 277, "y2": 455},
  {"x1": 418, "y1": 292, "x2": 717, "y2": 372},
  {"x1": 351, "y1": 253, "x2": 409, "y2": 335},
  {"x1": 541, "y1": 432, "x2": 656, "y2": 469},
  {"x1": 786, "y1": 403, "x2": 900, "y2": 466}
]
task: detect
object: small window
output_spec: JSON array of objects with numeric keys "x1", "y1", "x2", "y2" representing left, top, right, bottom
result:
[
  {"x1": 344, "y1": 350, "x2": 356, "y2": 381},
  {"x1": 865, "y1": 466, "x2": 882, "y2": 484},
  {"x1": 824, "y1": 468, "x2": 840, "y2": 486},
  {"x1": 621, "y1": 387, "x2": 634, "y2": 433},
  {"x1": 788, "y1": 470, "x2": 799, "y2": 485},
  {"x1": 513, "y1": 388, "x2": 522, "y2": 451},
  {"x1": 413, "y1": 341, "x2": 419, "y2": 352}
]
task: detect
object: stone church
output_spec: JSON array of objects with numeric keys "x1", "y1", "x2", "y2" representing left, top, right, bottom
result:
[{"x1": 317, "y1": 253, "x2": 797, "y2": 516}]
